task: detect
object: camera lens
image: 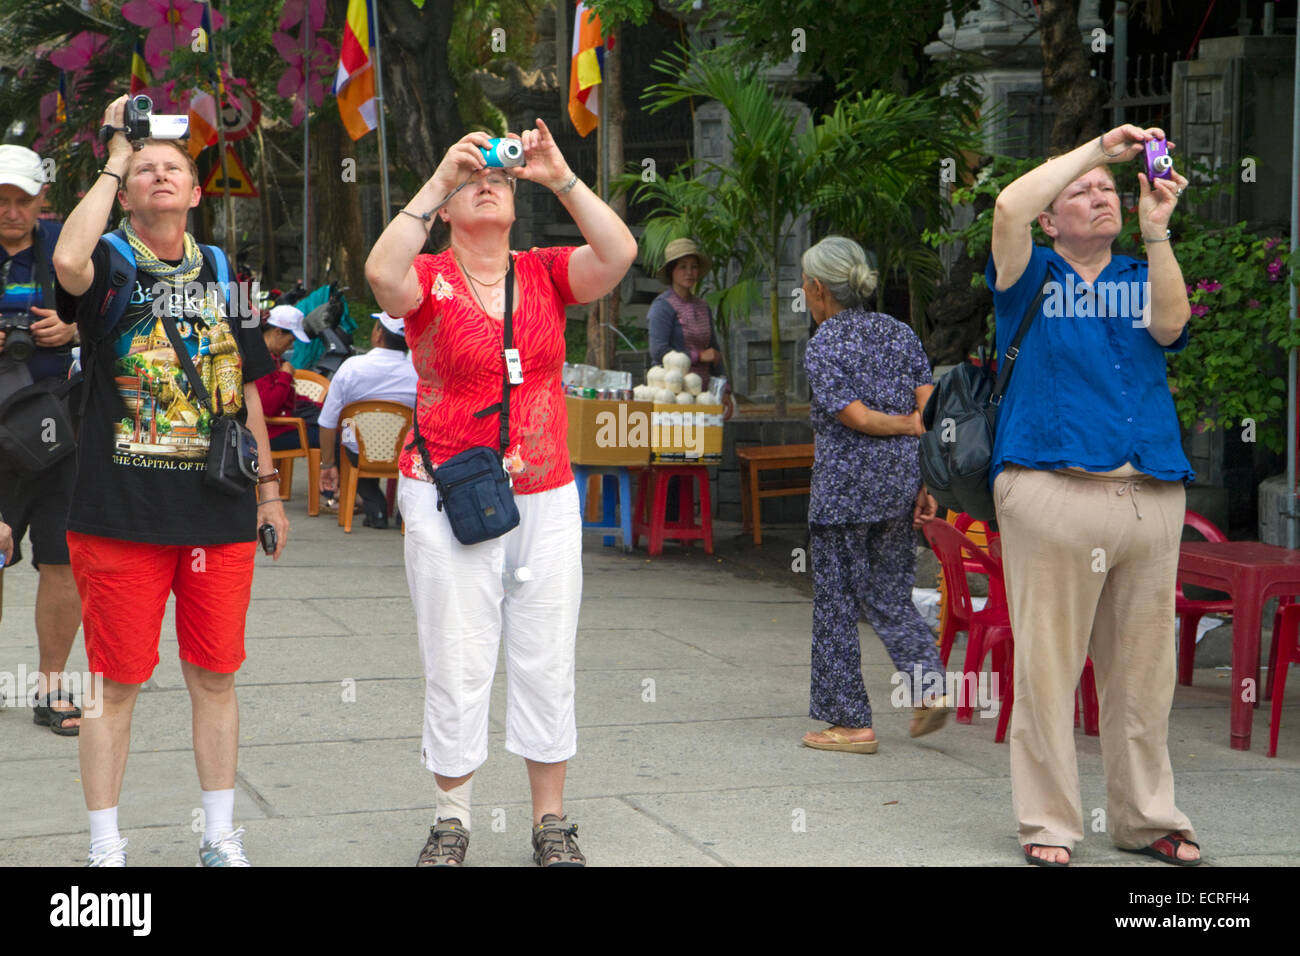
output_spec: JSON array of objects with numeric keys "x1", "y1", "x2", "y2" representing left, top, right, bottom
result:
[
  {"x1": 131, "y1": 95, "x2": 152, "y2": 112},
  {"x1": 1153, "y1": 154, "x2": 1172, "y2": 173},
  {"x1": 500, "y1": 140, "x2": 523, "y2": 160}
]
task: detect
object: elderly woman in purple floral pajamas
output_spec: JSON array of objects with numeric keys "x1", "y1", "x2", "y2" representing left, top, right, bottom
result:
[{"x1": 799, "y1": 236, "x2": 949, "y2": 754}]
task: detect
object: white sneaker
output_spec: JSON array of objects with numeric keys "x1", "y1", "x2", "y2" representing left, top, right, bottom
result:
[
  {"x1": 88, "y1": 837, "x2": 128, "y2": 867},
  {"x1": 199, "y1": 826, "x2": 251, "y2": 866}
]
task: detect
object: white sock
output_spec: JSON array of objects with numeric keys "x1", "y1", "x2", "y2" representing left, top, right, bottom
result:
[
  {"x1": 435, "y1": 780, "x2": 472, "y2": 831},
  {"x1": 88, "y1": 807, "x2": 120, "y2": 851},
  {"x1": 201, "y1": 788, "x2": 235, "y2": 842}
]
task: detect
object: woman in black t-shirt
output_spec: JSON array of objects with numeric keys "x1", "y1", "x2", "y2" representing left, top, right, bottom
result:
[{"x1": 50, "y1": 95, "x2": 285, "y2": 869}]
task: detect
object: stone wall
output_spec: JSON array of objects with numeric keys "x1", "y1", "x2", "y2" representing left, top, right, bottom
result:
[{"x1": 712, "y1": 415, "x2": 814, "y2": 524}]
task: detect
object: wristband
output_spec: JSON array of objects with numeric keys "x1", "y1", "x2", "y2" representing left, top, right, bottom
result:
[
  {"x1": 257, "y1": 497, "x2": 288, "y2": 505},
  {"x1": 1142, "y1": 230, "x2": 1172, "y2": 243},
  {"x1": 397, "y1": 208, "x2": 434, "y2": 230},
  {"x1": 554, "y1": 173, "x2": 579, "y2": 195},
  {"x1": 98, "y1": 168, "x2": 124, "y2": 188},
  {"x1": 257, "y1": 470, "x2": 281, "y2": 485},
  {"x1": 1098, "y1": 135, "x2": 1127, "y2": 159}
]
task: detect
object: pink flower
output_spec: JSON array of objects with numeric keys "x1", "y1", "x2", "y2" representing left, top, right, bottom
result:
[
  {"x1": 272, "y1": 5, "x2": 335, "y2": 128},
  {"x1": 122, "y1": 0, "x2": 222, "y2": 71},
  {"x1": 1196, "y1": 279, "x2": 1221, "y2": 293},
  {"x1": 48, "y1": 31, "x2": 109, "y2": 71},
  {"x1": 1267, "y1": 258, "x2": 1284, "y2": 282},
  {"x1": 1248, "y1": 299, "x2": 1261, "y2": 308},
  {"x1": 1185, "y1": 284, "x2": 1194, "y2": 295},
  {"x1": 1265, "y1": 237, "x2": 1282, "y2": 251},
  {"x1": 1190, "y1": 304, "x2": 1210, "y2": 318}
]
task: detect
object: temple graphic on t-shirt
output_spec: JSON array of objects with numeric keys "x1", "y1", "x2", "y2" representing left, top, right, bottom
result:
[{"x1": 110, "y1": 289, "x2": 244, "y2": 461}]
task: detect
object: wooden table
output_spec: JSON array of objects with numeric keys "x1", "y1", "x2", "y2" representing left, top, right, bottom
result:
[
  {"x1": 736, "y1": 444, "x2": 814, "y2": 546},
  {"x1": 1177, "y1": 541, "x2": 1300, "y2": 751}
]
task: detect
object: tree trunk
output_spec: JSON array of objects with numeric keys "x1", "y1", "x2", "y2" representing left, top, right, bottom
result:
[
  {"x1": 1040, "y1": 0, "x2": 1107, "y2": 151},
  {"x1": 379, "y1": 0, "x2": 462, "y2": 190},
  {"x1": 311, "y1": 107, "x2": 366, "y2": 291}
]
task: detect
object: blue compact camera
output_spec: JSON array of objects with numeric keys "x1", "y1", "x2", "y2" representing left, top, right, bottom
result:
[{"x1": 479, "y1": 138, "x2": 525, "y2": 168}]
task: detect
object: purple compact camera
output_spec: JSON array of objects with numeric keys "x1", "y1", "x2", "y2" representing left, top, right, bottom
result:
[{"x1": 1144, "y1": 139, "x2": 1174, "y2": 181}]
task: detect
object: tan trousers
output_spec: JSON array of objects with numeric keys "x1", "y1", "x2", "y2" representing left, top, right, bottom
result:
[{"x1": 993, "y1": 465, "x2": 1196, "y2": 851}]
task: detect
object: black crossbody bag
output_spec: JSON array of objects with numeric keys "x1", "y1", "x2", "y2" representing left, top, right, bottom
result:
[
  {"x1": 406, "y1": 257, "x2": 521, "y2": 545},
  {"x1": 156, "y1": 311, "x2": 260, "y2": 497},
  {"x1": 918, "y1": 277, "x2": 1048, "y2": 522}
]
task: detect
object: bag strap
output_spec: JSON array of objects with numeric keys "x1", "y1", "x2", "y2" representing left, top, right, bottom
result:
[
  {"x1": 989, "y1": 275, "x2": 1049, "y2": 408},
  {"x1": 77, "y1": 232, "x2": 138, "y2": 424},
  {"x1": 406, "y1": 254, "x2": 517, "y2": 470},
  {"x1": 155, "y1": 309, "x2": 215, "y2": 416}
]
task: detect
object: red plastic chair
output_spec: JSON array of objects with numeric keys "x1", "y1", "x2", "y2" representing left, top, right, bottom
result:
[
  {"x1": 924, "y1": 518, "x2": 1100, "y2": 742},
  {"x1": 934, "y1": 512, "x2": 1000, "y2": 666},
  {"x1": 1176, "y1": 510, "x2": 1293, "y2": 696},
  {"x1": 1268, "y1": 603, "x2": 1300, "y2": 756}
]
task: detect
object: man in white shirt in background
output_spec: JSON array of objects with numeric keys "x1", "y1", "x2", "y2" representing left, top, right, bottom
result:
[{"x1": 318, "y1": 312, "x2": 418, "y2": 528}]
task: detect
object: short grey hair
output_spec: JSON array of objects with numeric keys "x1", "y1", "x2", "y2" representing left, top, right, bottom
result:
[{"x1": 801, "y1": 236, "x2": 878, "y2": 309}]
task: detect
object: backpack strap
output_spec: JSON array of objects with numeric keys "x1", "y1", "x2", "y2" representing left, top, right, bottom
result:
[
  {"x1": 98, "y1": 230, "x2": 137, "y2": 340},
  {"x1": 199, "y1": 243, "x2": 232, "y2": 312}
]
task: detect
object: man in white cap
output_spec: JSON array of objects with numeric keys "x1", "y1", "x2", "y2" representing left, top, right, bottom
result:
[
  {"x1": 318, "y1": 312, "x2": 418, "y2": 528},
  {"x1": 0, "y1": 144, "x2": 84, "y2": 738}
]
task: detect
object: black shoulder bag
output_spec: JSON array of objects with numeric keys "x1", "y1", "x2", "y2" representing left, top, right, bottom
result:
[
  {"x1": 918, "y1": 277, "x2": 1049, "y2": 522},
  {"x1": 156, "y1": 311, "x2": 260, "y2": 497},
  {"x1": 406, "y1": 257, "x2": 521, "y2": 545}
]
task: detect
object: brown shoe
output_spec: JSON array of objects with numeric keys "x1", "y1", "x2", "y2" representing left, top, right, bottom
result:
[
  {"x1": 532, "y1": 814, "x2": 585, "y2": 867},
  {"x1": 417, "y1": 818, "x2": 468, "y2": 866}
]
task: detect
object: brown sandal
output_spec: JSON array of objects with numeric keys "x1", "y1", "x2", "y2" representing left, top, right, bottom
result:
[
  {"x1": 532, "y1": 814, "x2": 585, "y2": 867},
  {"x1": 416, "y1": 818, "x2": 468, "y2": 866}
]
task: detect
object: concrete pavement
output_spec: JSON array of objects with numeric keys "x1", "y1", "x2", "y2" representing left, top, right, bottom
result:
[{"x1": 1, "y1": 474, "x2": 1297, "y2": 866}]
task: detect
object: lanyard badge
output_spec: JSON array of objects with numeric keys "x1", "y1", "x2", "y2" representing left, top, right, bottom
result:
[{"x1": 504, "y1": 348, "x2": 523, "y2": 385}]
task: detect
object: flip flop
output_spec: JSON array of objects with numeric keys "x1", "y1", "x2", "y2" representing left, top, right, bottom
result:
[
  {"x1": 910, "y1": 695, "x2": 953, "y2": 738},
  {"x1": 1023, "y1": 843, "x2": 1071, "y2": 867},
  {"x1": 1120, "y1": 832, "x2": 1202, "y2": 867},
  {"x1": 33, "y1": 690, "x2": 81, "y2": 737},
  {"x1": 802, "y1": 727, "x2": 878, "y2": 754}
]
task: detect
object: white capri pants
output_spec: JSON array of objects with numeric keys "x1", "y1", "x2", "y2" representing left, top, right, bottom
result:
[{"x1": 398, "y1": 475, "x2": 583, "y2": 777}]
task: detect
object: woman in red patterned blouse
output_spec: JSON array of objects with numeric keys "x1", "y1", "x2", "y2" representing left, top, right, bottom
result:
[{"x1": 366, "y1": 120, "x2": 636, "y2": 868}]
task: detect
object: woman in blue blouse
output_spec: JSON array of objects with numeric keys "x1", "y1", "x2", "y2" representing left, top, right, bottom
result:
[
  {"x1": 800, "y1": 236, "x2": 949, "y2": 755},
  {"x1": 988, "y1": 124, "x2": 1197, "y2": 867}
]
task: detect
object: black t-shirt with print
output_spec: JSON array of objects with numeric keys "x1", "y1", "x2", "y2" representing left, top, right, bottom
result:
[{"x1": 56, "y1": 241, "x2": 274, "y2": 545}]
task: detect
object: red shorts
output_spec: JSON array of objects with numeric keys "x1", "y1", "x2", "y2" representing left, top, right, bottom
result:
[{"x1": 67, "y1": 531, "x2": 257, "y2": 684}]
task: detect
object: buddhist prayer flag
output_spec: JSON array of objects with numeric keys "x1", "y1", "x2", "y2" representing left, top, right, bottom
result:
[
  {"x1": 187, "y1": 89, "x2": 219, "y2": 159},
  {"x1": 129, "y1": 39, "x2": 150, "y2": 95},
  {"x1": 334, "y1": 0, "x2": 376, "y2": 140},
  {"x1": 568, "y1": 2, "x2": 603, "y2": 138},
  {"x1": 55, "y1": 72, "x2": 67, "y2": 123}
]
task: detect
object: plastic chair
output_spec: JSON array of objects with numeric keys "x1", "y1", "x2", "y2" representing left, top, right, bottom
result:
[
  {"x1": 1176, "y1": 510, "x2": 1294, "y2": 695},
  {"x1": 924, "y1": 518, "x2": 1099, "y2": 742},
  {"x1": 632, "y1": 465, "x2": 713, "y2": 556},
  {"x1": 336, "y1": 400, "x2": 412, "y2": 533},
  {"x1": 1268, "y1": 603, "x2": 1300, "y2": 756},
  {"x1": 573, "y1": 464, "x2": 634, "y2": 552},
  {"x1": 934, "y1": 511, "x2": 1000, "y2": 666},
  {"x1": 265, "y1": 415, "x2": 319, "y2": 516}
]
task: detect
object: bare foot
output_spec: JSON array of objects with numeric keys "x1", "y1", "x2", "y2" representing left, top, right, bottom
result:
[
  {"x1": 1026, "y1": 844, "x2": 1071, "y2": 865},
  {"x1": 49, "y1": 700, "x2": 80, "y2": 731}
]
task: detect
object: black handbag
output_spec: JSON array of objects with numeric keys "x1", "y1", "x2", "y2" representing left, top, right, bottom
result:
[
  {"x1": 156, "y1": 310, "x2": 260, "y2": 497},
  {"x1": 407, "y1": 257, "x2": 521, "y2": 545},
  {"x1": 919, "y1": 278, "x2": 1048, "y2": 522}
]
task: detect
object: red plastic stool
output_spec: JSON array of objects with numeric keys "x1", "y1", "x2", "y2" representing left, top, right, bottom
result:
[{"x1": 633, "y1": 465, "x2": 713, "y2": 556}]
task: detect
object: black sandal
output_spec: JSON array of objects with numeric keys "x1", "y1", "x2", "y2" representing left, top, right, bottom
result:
[
  {"x1": 1120, "y1": 832, "x2": 1201, "y2": 867},
  {"x1": 532, "y1": 814, "x2": 585, "y2": 867},
  {"x1": 33, "y1": 690, "x2": 81, "y2": 737},
  {"x1": 1023, "y1": 843, "x2": 1071, "y2": 867}
]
